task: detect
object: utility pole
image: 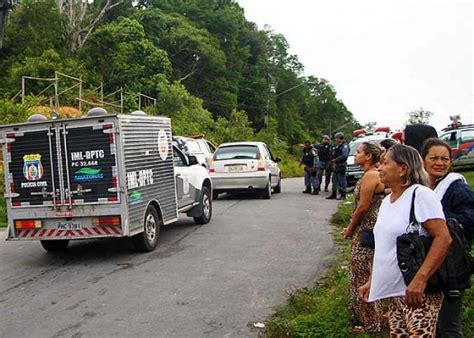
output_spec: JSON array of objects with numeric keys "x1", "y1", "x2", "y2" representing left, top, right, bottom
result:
[
  {"x1": 264, "y1": 74, "x2": 276, "y2": 131},
  {"x1": 267, "y1": 80, "x2": 315, "y2": 131}
]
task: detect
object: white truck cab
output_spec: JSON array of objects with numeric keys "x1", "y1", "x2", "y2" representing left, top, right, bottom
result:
[{"x1": 0, "y1": 109, "x2": 212, "y2": 252}]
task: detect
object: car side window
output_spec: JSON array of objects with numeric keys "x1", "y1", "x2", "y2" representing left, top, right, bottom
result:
[
  {"x1": 461, "y1": 130, "x2": 474, "y2": 143},
  {"x1": 265, "y1": 145, "x2": 275, "y2": 161},
  {"x1": 262, "y1": 145, "x2": 271, "y2": 160},
  {"x1": 440, "y1": 132, "x2": 458, "y2": 149},
  {"x1": 173, "y1": 148, "x2": 187, "y2": 167},
  {"x1": 207, "y1": 142, "x2": 216, "y2": 153}
]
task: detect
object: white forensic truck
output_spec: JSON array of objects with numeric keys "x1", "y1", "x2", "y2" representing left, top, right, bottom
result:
[{"x1": 0, "y1": 109, "x2": 213, "y2": 252}]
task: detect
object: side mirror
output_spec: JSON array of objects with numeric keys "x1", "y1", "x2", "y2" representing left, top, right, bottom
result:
[
  {"x1": 188, "y1": 155, "x2": 199, "y2": 166},
  {"x1": 274, "y1": 157, "x2": 282, "y2": 163}
]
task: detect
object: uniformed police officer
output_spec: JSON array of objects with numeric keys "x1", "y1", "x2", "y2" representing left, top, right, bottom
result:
[
  {"x1": 314, "y1": 135, "x2": 333, "y2": 192},
  {"x1": 326, "y1": 132, "x2": 349, "y2": 200},
  {"x1": 300, "y1": 140, "x2": 318, "y2": 194}
]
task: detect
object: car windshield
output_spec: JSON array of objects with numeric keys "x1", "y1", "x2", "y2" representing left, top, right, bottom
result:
[
  {"x1": 349, "y1": 141, "x2": 362, "y2": 156},
  {"x1": 349, "y1": 137, "x2": 386, "y2": 155},
  {"x1": 214, "y1": 145, "x2": 260, "y2": 160}
]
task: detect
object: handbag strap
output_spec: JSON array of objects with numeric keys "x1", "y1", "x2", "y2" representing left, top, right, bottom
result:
[{"x1": 407, "y1": 187, "x2": 421, "y2": 233}]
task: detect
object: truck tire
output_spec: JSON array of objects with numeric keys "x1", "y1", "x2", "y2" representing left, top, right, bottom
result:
[
  {"x1": 274, "y1": 175, "x2": 282, "y2": 193},
  {"x1": 40, "y1": 240, "x2": 69, "y2": 252},
  {"x1": 133, "y1": 205, "x2": 161, "y2": 252},
  {"x1": 194, "y1": 186, "x2": 212, "y2": 225},
  {"x1": 261, "y1": 179, "x2": 271, "y2": 199}
]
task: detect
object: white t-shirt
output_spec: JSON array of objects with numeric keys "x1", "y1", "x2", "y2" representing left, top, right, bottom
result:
[{"x1": 368, "y1": 184, "x2": 445, "y2": 302}]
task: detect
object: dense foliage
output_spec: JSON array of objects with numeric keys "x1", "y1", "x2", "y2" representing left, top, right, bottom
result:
[{"x1": 0, "y1": 0, "x2": 360, "y2": 150}]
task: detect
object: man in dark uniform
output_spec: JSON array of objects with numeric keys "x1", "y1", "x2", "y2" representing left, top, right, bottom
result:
[
  {"x1": 314, "y1": 135, "x2": 333, "y2": 192},
  {"x1": 326, "y1": 132, "x2": 349, "y2": 200},
  {"x1": 300, "y1": 140, "x2": 318, "y2": 194}
]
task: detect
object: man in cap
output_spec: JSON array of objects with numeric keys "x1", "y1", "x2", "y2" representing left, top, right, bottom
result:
[
  {"x1": 314, "y1": 135, "x2": 333, "y2": 192},
  {"x1": 327, "y1": 132, "x2": 349, "y2": 200},
  {"x1": 300, "y1": 140, "x2": 318, "y2": 194}
]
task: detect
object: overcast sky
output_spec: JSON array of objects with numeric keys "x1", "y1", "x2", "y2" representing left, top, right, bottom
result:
[{"x1": 237, "y1": 0, "x2": 473, "y2": 131}]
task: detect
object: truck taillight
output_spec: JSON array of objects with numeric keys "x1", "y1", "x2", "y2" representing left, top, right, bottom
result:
[
  {"x1": 15, "y1": 220, "x2": 42, "y2": 229},
  {"x1": 92, "y1": 216, "x2": 121, "y2": 227}
]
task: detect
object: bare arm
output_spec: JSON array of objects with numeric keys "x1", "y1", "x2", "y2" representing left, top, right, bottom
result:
[
  {"x1": 342, "y1": 171, "x2": 380, "y2": 239},
  {"x1": 405, "y1": 218, "x2": 452, "y2": 307}
]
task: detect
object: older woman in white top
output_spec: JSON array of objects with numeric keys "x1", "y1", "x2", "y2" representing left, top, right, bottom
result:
[{"x1": 359, "y1": 144, "x2": 452, "y2": 337}]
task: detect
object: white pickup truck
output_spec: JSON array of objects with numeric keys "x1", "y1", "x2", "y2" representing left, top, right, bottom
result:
[{"x1": 0, "y1": 109, "x2": 213, "y2": 252}]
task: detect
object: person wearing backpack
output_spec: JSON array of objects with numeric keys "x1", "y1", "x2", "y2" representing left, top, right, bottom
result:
[{"x1": 421, "y1": 138, "x2": 474, "y2": 338}]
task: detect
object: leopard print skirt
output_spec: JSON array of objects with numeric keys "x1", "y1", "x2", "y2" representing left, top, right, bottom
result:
[
  {"x1": 388, "y1": 293, "x2": 443, "y2": 337},
  {"x1": 349, "y1": 238, "x2": 383, "y2": 332}
]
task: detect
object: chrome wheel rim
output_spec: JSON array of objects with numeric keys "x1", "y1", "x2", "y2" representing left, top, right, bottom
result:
[
  {"x1": 202, "y1": 194, "x2": 211, "y2": 219},
  {"x1": 145, "y1": 214, "x2": 156, "y2": 242}
]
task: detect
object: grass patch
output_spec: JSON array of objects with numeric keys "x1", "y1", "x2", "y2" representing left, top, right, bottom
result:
[
  {"x1": 457, "y1": 171, "x2": 474, "y2": 336},
  {"x1": 265, "y1": 171, "x2": 474, "y2": 337},
  {"x1": 279, "y1": 154, "x2": 304, "y2": 178},
  {"x1": 462, "y1": 170, "x2": 474, "y2": 187}
]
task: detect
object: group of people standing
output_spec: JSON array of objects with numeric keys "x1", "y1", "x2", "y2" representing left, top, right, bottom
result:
[
  {"x1": 339, "y1": 126, "x2": 473, "y2": 337},
  {"x1": 300, "y1": 132, "x2": 350, "y2": 199}
]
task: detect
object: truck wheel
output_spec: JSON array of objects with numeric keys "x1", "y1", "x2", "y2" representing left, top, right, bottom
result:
[
  {"x1": 274, "y1": 175, "x2": 282, "y2": 193},
  {"x1": 212, "y1": 191, "x2": 219, "y2": 200},
  {"x1": 261, "y1": 179, "x2": 271, "y2": 199},
  {"x1": 40, "y1": 240, "x2": 69, "y2": 252},
  {"x1": 194, "y1": 186, "x2": 212, "y2": 225},
  {"x1": 133, "y1": 205, "x2": 161, "y2": 252}
]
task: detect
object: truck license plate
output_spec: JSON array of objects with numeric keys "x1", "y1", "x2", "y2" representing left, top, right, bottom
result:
[{"x1": 58, "y1": 222, "x2": 83, "y2": 230}]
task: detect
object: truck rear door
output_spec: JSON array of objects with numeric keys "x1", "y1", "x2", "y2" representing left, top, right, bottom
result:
[
  {"x1": 64, "y1": 123, "x2": 119, "y2": 205},
  {"x1": 8, "y1": 128, "x2": 59, "y2": 207},
  {"x1": 6, "y1": 122, "x2": 119, "y2": 208}
]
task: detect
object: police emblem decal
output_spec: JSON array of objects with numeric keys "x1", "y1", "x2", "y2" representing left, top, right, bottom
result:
[
  {"x1": 158, "y1": 129, "x2": 169, "y2": 161},
  {"x1": 23, "y1": 154, "x2": 44, "y2": 181}
]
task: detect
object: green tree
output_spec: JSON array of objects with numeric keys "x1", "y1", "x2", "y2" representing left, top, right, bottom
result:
[
  {"x1": 81, "y1": 17, "x2": 171, "y2": 99},
  {"x1": 212, "y1": 109, "x2": 254, "y2": 144},
  {"x1": 148, "y1": 82, "x2": 213, "y2": 136}
]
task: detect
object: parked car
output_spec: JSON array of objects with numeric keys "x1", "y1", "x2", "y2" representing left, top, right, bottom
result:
[
  {"x1": 346, "y1": 131, "x2": 391, "y2": 187},
  {"x1": 173, "y1": 135, "x2": 216, "y2": 168},
  {"x1": 209, "y1": 142, "x2": 281, "y2": 199},
  {"x1": 439, "y1": 124, "x2": 474, "y2": 170}
]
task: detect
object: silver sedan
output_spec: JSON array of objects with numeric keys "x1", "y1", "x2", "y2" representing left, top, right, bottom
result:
[{"x1": 209, "y1": 142, "x2": 281, "y2": 199}]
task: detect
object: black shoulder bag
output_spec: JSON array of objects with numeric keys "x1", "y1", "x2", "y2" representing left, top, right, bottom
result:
[{"x1": 396, "y1": 188, "x2": 473, "y2": 297}]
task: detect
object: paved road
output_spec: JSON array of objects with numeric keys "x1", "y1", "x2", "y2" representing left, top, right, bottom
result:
[{"x1": 0, "y1": 178, "x2": 338, "y2": 338}]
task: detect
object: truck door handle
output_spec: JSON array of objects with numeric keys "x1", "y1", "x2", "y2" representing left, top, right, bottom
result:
[
  {"x1": 70, "y1": 184, "x2": 92, "y2": 196},
  {"x1": 30, "y1": 187, "x2": 55, "y2": 198}
]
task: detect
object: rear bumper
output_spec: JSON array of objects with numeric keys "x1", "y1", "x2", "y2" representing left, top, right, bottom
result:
[
  {"x1": 210, "y1": 172, "x2": 268, "y2": 191},
  {"x1": 6, "y1": 216, "x2": 123, "y2": 241}
]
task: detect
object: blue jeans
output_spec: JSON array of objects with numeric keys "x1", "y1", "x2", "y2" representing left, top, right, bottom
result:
[{"x1": 332, "y1": 166, "x2": 347, "y2": 194}]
